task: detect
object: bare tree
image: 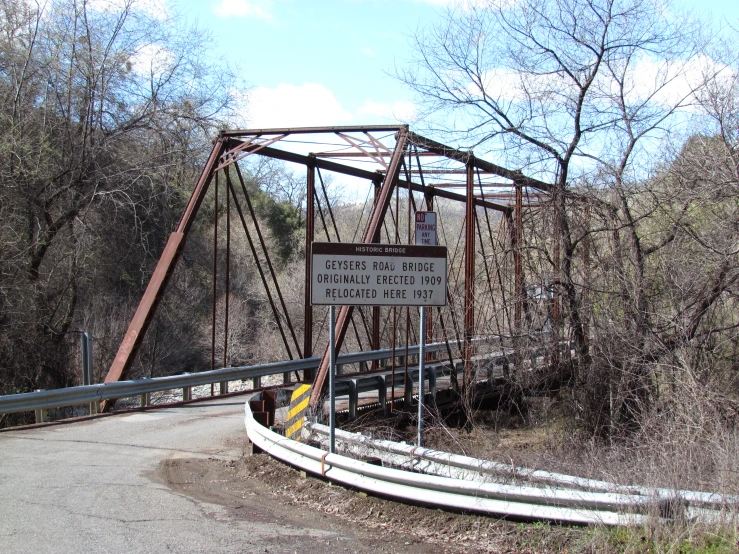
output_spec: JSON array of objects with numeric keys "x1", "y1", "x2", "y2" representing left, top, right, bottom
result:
[
  {"x1": 399, "y1": 0, "x2": 729, "y2": 433},
  {"x1": 0, "y1": 0, "x2": 236, "y2": 398}
]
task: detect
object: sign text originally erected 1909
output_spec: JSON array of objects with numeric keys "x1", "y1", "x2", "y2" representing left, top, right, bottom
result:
[{"x1": 311, "y1": 242, "x2": 447, "y2": 307}]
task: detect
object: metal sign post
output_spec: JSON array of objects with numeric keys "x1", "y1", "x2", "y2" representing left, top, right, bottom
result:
[
  {"x1": 417, "y1": 306, "x2": 426, "y2": 447},
  {"x1": 415, "y1": 211, "x2": 437, "y2": 447},
  {"x1": 329, "y1": 305, "x2": 336, "y2": 454}
]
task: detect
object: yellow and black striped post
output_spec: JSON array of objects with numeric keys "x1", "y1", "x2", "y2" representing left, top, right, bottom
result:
[{"x1": 285, "y1": 384, "x2": 312, "y2": 440}]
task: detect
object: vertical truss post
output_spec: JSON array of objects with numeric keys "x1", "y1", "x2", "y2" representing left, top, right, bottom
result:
[
  {"x1": 310, "y1": 127, "x2": 409, "y2": 409},
  {"x1": 304, "y1": 159, "x2": 316, "y2": 379},
  {"x1": 404, "y1": 178, "x2": 411, "y2": 405},
  {"x1": 211, "y1": 171, "x2": 219, "y2": 391},
  {"x1": 221, "y1": 168, "x2": 231, "y2": 394},
  {"x1": 552, "y1": 189, "x2": 561, "y2": 369},
  {"x1": 425, "y1": 193, "x2": 435, "y2": 362},
  {"x1": 463, "y1": 158, "x2": 476, "y2": 392},
  {"x1": 513, "y1": 181, "x2": 524, "y2": 376},
  {"x1": 371, "y1": 179, "x2": 381, "y2": 369},
  {"x1": 583, "y1": 202, "x2": 591, "y2": 350}
]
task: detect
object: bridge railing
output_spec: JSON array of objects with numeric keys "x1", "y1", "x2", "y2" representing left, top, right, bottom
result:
[{"x1": 0, "y1": 341, "x2": 475, "y2": 422}]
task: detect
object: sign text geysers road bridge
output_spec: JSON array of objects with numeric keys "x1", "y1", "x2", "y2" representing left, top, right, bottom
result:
[{"x1": 311, "y1": 242, "x2": 447, "y2": 307}]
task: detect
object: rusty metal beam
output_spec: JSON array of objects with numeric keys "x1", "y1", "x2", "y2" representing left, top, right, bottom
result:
[
  {"x1": 513, "y1": 182, "x2": 524, "y2": 375},
  {"x1": 220, "y1": 125, "x2": 404, "y2": 137},
  {"x1": 463, "y1": 159, "x2": 476, "y2": 389},
  {"x1": 314, "y1": 150, "x2": 439, "y2": 158},
  {"x1": 416, "y1": 182, "x2": 509, "y2": 212},
  {"x1": 222, "y1": 139, "x2": 510, "y2": 212},
  {"x1": 552, "y1": 192, "x2": 561, "y2": 368},
  {"x1": 103, "y1": 138, "x2": 225, "y2": 396},
  {"x1": 211, "y1": 171, "x2": 219, "y2": 393},
  {"x1": 304, "y1": 160, "x2": 315, "y2": 376},
  {"x1": 372, "y1": 181, "x2": 381, "y2": 369},
  {"x1": 383, "y1": 169, "x2": 499, "y2": 175},
  {"x1": 223, "y1": 169, "x2": 231, "y2": 372},
  {"x1": 407, "y1": 132, "x2": 551, "y2": 192},
  {"x1": 309, "y1": 126, "x2": 410, "y2": 408}
]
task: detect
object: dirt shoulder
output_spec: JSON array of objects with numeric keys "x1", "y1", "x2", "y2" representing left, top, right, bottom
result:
[{"x1": 156, "y1": 451, "x2": 589, "y2": 554}]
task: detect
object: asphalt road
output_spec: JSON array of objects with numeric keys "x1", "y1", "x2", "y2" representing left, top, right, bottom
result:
[{"x1": 0, "y1": 397, "x2": 379, "y2": 553}]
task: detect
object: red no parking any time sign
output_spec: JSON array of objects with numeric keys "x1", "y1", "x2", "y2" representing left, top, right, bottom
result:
[{"x1": 415, "y1": 211, "x2": 437, "y2": 246}]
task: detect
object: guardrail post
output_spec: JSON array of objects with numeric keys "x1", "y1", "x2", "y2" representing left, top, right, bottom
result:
[
  {"x1": 404, "y1": 370, "x2": 413, "y2": 407},
  {"x1": 377, "y1": 376, "x2": 387, "y2": 414},
  {"x1": 34, "y1": 390, "x2": 45, "y2": 423},
  {"x1": 283, "y1": 372, "x2": 290, "y2": 384},
  {"x1": 252, "y1": 376, "x2": 261, "y2": 389},
  {"x1": 140, "y1": 393, "x2": 150, "y2": 407},
  {"x1": 220, "y1": 381, "x2": 228, "y2": 394},
  {"x1": 348, "y1": 380, "x2": 358, "y2": 420},
  {"x1": 81, "y1": 332, "x2": 95, "y2": 415},
  {"x1": 182, "y1": 375, "x2": 191, "y2": 402},
  {"x1": 428, "y1": 366, "x2": 437, "y2": 401}
]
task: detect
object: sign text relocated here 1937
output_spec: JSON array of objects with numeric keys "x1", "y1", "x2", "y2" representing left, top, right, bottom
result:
[{"x1": 311, "y1": 242, "x2": 447, "y2": 307}]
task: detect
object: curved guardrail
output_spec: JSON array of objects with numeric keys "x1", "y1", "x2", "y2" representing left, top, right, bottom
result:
[
  {"x1": 244, "y1": 393, "x2": 732, "y2": 526},
  {"x1": 306, "y1": 422, "x2": 739, "y2": 511}
]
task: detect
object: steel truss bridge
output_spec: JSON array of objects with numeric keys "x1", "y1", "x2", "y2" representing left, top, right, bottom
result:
[{"x1": 101, "y1": 124, "x2": 569, "y2": 413}]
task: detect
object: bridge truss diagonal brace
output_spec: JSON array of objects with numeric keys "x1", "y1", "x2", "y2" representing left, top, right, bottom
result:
[
  {"x1": 309, "y1": 127, "x2": 410, "y2": 408},
  {"x1": 101, "y1": 138, "x2": 226, "y2": 404}
]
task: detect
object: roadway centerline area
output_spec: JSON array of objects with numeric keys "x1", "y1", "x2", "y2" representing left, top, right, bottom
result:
[{"x1": 0, "y1": 397, "x2": 426, "y2": 554}]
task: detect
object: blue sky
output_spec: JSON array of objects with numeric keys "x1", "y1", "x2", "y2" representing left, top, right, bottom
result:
[
  {"x1": 172, "y1": 0, "x2": 444, "y2": 128},
  {"x1": 166, "y1": 0, "x2": 739, "y2": 131}
]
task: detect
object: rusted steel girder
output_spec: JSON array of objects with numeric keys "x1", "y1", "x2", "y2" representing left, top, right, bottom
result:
[
  {"x1": 220, "y1": 125, "x2": 404, "y2": 137},
  {"x1": 407, "y1": 132, "x2": 552, "y2": 193},
  {"x1": 513, "y1": 182, "x2": 524, "y2": 375},
  {"x1": 223, "y1": 171, "x2": 231, "y2": 371},
  {"x1": 372, "y1": 180, "x2": 381, "y2": 369},
  {"x1": 222, "y1": 141, "x2": 510, "y2": 213},
  {"x1": 463, "y1": 159, "x2": 476, "y2": 389},
  {"x1": 211, "y1": 172, "x2": 219, "y2": 376},
  {"x1": 102, "y1": 138, "x2": 226, "y2": 404},
  {"x1": 304, "y1": 160, "x2": 316, "y2": 377},
  {"x1": 309, "y1": 126, "x2": 410, "y2": 408}
]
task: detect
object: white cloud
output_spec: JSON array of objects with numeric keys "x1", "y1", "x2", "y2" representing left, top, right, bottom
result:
[
  {"x1": 88, "y1": 0, "x2": 170, "y2": 19},
  {"x1": 468, "y1": 54, "x2": 731, "y2": 112},
  {"x1": 411, "y1": 0, "x2": 499, "y2": 8},
  {"x1": 620, "y1": 54, "x2": 734, "y2": 110},
  {"x1": 213, "y1": 0, "x2": 273, "y2": 19},
  {"x1": 360, "y1": 47, "x2": 376, "y2": 58},
  {"x1": 130, "y1": 43, "x2": 174, "y2": 78},
  {"x1": 242, "y1": 82, "x2": 353, "y2": 128},
  {"x1": 357, "y1": 100, "x2": 418, "y2": 123}
]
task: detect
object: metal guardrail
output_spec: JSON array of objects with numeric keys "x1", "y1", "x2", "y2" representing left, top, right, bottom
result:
[
  {"x1": 245, "y1": 394, "x2": 658, "y2": 525},
  {"x1": 245, "y1": 395, "x2": 732, "y2": 525},
  {"x1": 0, "y1": 341, "x2": 473, "y2": 419},
  {"x1": 307, "y1": 423, "x2": 739, "y2": 510}
]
